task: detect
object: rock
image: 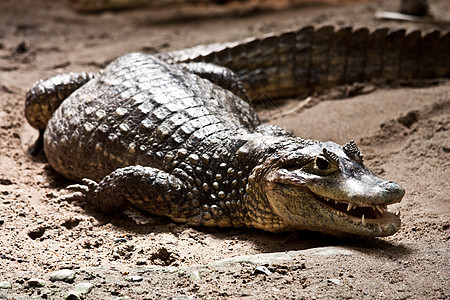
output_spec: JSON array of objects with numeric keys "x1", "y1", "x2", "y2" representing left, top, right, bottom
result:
[
  {"x1": 27, "y1": 278, "x2": 46, "y2": 287},
  {"x1": 125, "y1": 275, "x2": 143, "y2": 282},
  {"x1": 64, "y1": 282, "x2": 94, "y2": 300},
  {"x1": 311, "y1": 248, "x2": 353, "y2": 257},
  {"x1": 64, "y1": 293, "x2": 80, "y2": 300},
  {"x1": 49, "y1": 269, "x2": 76, "y2": 283},
  {"x1": 15, "y1": 41, "x2": 28, "y2": 54},
  {"x1": 61, "y1": 218, "x2": 81, "y2": 229},
  {"x1": 328, "y1": 278, "x2": 342, "y2": 285},
  {"x1": 254, "y1": 266, "x2": 273, "y2": 276},
  {"x1": 0, "y1": 178, "x2": 13, "y2": 185},
  {"x1": 0, "y1": 281, "x2": 12, "y2": 289},
  {"x1": 116, "y1": 281, "x2": 130, "y2": 288},
  {"x1": 189, "y1": 270, "x2": 201, "y2": 282},
  {"x1": 135, "y1": 258, "x2": 147, "y2": 265},
  {"x1": 149, "y1": 247, "x2": 178, "y2": 266},
  {"x1": 73, "y1": 282, "x2": 94, "y2": 295},
  {"x1": 212, "y1": 247, "x2": 353, "y2": 267},
  {"x1": 113, "y1": 237, "x2": 128, "y2": 243},
  {"x1": 28, "y1": 226, "x2": 46, "y2": 239}
]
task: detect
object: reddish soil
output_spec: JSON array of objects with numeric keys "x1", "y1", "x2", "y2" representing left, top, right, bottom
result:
[{"x1": 0, "y1": 0, "x2": 449, "y2": 299}]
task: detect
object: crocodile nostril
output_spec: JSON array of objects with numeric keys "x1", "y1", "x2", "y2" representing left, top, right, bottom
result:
[{"x1": 383, "y1": 181, "x2": 405, "y2": 200}]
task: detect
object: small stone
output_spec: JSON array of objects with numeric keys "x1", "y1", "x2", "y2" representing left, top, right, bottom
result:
[
  {"x1": 64, "y1": 293, "x2": 80, "y2": 300},
  {"x1": 61, "y1": 218, "x2": 81, "y2": 230},
  {"x1": 116, "y1": 281, "x2": 130, "y2": 288},
  {"x1": 49, "y1": 269, "x2": 76, "y2": 283},
  {"x1": 73, "y1": 282, "x2": 94, "y2": 295},
  {"x1": 125, "y1": 275, "x2": 143, "y2": 282},
  {"x1": 113, "y1": 237, "x2": 128, "y2": 243},
  {"x1": 0, "y1": 281, "x2": 12, "y2": 289},
  {"x1": 313, "y1": 248, "x2": 353, "y2": 256},
  {"x1": 328, "y1": 278, "x2": 342, "y2": 285},
  {"x1": 27, "y1": 278, "x2": 46, "y2": 287},
  {"x1": 189, "y1": 270, "x2": 201, "y2": 282},
  {"x1": 254, "y1": 266, "x2": 272, "y2": 276},
  {"x1": 135, "y1": 259, "x2": 147, "y2": 266},
  {"x1": 15, "y1": 41, "x2": 28, "y2": 54},
  {"x1": 28, "y1": 226, "x2": 46, "y2": 239}
]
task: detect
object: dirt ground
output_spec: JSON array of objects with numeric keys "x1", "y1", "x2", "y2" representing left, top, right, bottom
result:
[{"x1": 0, "y1": 0, "x2": 449, "y2": 299}]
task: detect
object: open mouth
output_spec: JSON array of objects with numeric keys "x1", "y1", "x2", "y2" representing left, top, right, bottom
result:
[{"x1": 313, "y1": 194, "x2": 400, "y2": 227}]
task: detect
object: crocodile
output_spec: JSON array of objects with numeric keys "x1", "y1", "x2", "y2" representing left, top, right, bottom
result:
[{"x1": 25, "y1": 26, "x2": 449, "y2": 236}]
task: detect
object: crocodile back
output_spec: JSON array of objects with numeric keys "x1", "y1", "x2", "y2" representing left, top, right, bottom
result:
[{"x1": 44, "y1": 53, "x2": 260, "y2": 181}]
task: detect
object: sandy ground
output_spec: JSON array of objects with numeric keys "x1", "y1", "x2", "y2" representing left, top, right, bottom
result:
[{"x1": 0, "y1": 0, "x2": 449, "y2": 299}]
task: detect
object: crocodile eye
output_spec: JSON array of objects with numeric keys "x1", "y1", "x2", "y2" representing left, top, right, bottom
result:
[{"x1": 315, "y1": 156, "x2": 330, "y2": 171}]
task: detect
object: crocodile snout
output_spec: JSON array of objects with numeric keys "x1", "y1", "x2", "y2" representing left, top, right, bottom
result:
[{"x1": 382, "y1": 181, "x2": 405, "y2": 204}]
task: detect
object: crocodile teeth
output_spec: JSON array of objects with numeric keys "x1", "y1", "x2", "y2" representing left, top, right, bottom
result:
[
  {"x1": 347, "y1": 203, "x2": 354, "y2": 211},
  {"x1": 395, "y1": 211, "x2": 401, "y2": 217},
  {"x1": 361, "y1": 215, "x2": 366, "y2": 226},
  {"x1": 375, "y1": 205, "x2": 385, "y2": 213}
]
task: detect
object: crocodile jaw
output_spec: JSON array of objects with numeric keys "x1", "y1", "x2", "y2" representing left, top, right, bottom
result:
[
  {"x1": 308, "y1": 189, "x2": 402, "y2": 236},
  {"x1": 265, "y1": 181, "x2": 403, "y2": 236}
]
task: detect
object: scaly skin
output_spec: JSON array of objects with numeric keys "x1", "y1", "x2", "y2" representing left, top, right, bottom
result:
[
  {"x1": 24, "y1": 25, "x2": 450, "y2": 236},
  {"x1": 158, "y1": 26, "x2": 450, "y2": 101}
]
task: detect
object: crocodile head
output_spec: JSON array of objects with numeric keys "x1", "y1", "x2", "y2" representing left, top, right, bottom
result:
[{"x1": 252, "y1": 140, "x2": 404, "y2": 236}]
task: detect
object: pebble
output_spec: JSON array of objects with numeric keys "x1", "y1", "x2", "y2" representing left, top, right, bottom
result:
[
  {"x1": 113, "y1": 237, "x2": 128, "y2": 243},
  {"x1": 64, "y1": 293, "x2": 80, "y2": 300},
  {"x1": 189, "y1": 270, "x2": 201, "y2": 282},
  {"x1": 313, "y1": 248, "x2": 353, "y2": 257},
  {"x1": 0, "y1": 281, "x2": 12, "y2": 289},
  {"x1": 254, "y1": 266, "x2": 273, "y2": 276},
  {"x1": 64, "y1": 282, "x2": 94, "y2": 300},
  {"x1": 27, "y1": 226, "x2": 46, "y2": 239},
  {"x1": 125, "y1": 275, "x2": 143, "y2": 282},
  {"x1": 135, "y1": 258, "x2": 147, "y2": 265},
  {"x1": 27, "y1": 278, "x2": 46, "y2": 287},
  {"x1": 328, "y1": 278, "x2": 342, "y2": 285},
  {"x1": 73, "y1": 282, "x2": 94, "y2": 295},
  {"x1": 212, "y1": 247, "x2": 353, "y2": 267},
  {"x1": 116, "y1": 281, "x2": 130, "y2": 288},
  {"x1": 49, "y1": 269, "x2": 76, "y2": 283}
]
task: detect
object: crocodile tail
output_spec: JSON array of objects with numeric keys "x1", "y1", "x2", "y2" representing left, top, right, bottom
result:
[
  {"x1": 159, "y1": 26, "x2": 449, "y2": 101},
  {"x1": 25, "y1": 72, "x2": 95, "y2": 130}
]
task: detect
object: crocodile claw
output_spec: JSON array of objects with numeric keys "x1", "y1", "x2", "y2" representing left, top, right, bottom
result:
[
  {"x1": 63, "y1": 178, "x2": 98, "y2": 202},
  {"x1": 66, "y1": 183, "x2": 89, "y2": 193}
]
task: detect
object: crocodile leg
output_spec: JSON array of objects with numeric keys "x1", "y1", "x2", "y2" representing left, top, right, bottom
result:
[
  {"x1": 178, "y1": 62, "x2": 249, "y2": 101},
  {"x1": 25, "y1": 72, "x2": 94, "y2": 154},
  {"x1": 71, "y1": 166, "x2": 189, "y2": 220},
  {"x1": 25, "y1": 72, "x2": 95, "y2": 130}
]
